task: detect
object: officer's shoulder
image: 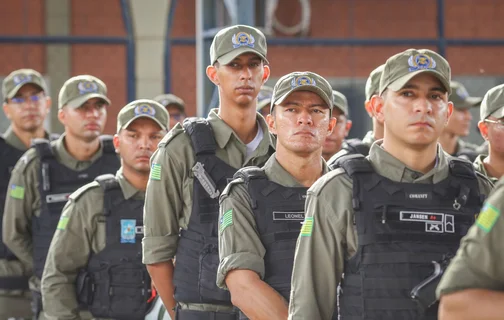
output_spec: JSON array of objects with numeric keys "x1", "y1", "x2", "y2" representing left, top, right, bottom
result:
[
  {"x1": 309, "y1": 167, "x2": 352, "y2": 196},
  {"x1": 69, "y1": 180, "x2": 103, "y2": 203},
  {"x1": 13, "y1": 146, "x2": 40, "y2": 173},
  {"x1": 446, "y1": 155, "x2": 494, "y2": 190},
  {"x1": 158, "y1": 123, "x2": 191, "y2": 149}
]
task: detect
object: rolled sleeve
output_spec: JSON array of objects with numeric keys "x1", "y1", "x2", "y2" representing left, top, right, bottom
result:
[{"x1": 217, "y1": 252, "x2": 265, "y2": 290}]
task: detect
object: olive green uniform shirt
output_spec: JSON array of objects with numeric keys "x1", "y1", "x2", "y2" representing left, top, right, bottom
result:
[
  {"x1": 287, "y1": 142, "x2": 494, "y2": 320},
  {"x1": 437, "y1": 177, "x2": 504, "y2": 297},
  {"x1": 40, "y1": 168, "x2": 143, "y2": 320},
  {"x1": 142, "y1": 109, "x2": 274, "y2": 311},
  {"x1": 361, "y1": 130, "x2": 376, "y2": 147},
  {"x1": 473, "y1": 154, "x2": 499, "y2": 184},
  {"x1": 2, "y1": 134, "x2": 106, "y2": 292},
  {"x1": 217, "y1": 155, "x2": 329, "y2": 290}
]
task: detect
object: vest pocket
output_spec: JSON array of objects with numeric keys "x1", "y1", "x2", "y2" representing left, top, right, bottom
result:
[{"x1": 198, "y1": 244, "x2": 231, "y2": 303}]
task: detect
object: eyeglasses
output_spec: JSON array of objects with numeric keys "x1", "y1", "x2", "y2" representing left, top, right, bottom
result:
[
  {"x1": 10, "y1": 93, "x2": 45, "y2": 105},
  {"x1": 484, "y1": 119, "x2": 504, "y2": 130}
]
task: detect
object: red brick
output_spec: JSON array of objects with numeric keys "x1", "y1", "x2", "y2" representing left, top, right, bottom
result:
[{"x1": 71, "y1": 0, "x2": 125, "y2": 36}]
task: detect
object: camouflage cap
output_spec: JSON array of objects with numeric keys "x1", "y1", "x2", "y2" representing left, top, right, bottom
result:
[
  {"x1": 449, "y1": 81, "x2": 482, "y2": 109},
  {"x1": 116, "y1": 99, "x2": 169, "y2": 133},
  {"x1": 271, "y1": 71, "x2": 333, "y2": 113},
  {"x1": 2, "y1": 69, "x2": 48, "y2": 99},
  {"x1": 480, "y1": 84, "x2": 504, "y2": 120},
  {"x1": 153, "y1": 93, "x2": 185, "y2": 113},
  {"x1": 332, "y1": 90, "x2": 349, "y2": 116},
  {"x1": 257, "y1": 85, "x2": 273, "y2": 111},
  {"x1": 365, "y1": 64, "x2": 385, "y2": 101},
  {"x1": 58, "y1": 75, "x2": 110, "y2": 109},
  {"x1": 210, "y1": 25, "x2": 268, "y2": 65},
  {"x1": 379, "y1": 49, "x2": 451, "y2": 96}
]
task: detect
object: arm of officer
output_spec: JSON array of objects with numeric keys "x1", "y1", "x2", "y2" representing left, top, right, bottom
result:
[
  {"x1": 288, "y1": 170, "x2": 355, "y2": 320},
  {"x1": 41, "y1": 195, "x2": 95, "y2": 320},
  {"x1": 217, "y1": 179, "x2": 287, "y2": 320},
  {"x1": 2, "y1": 150, "x2": 38, "y2": 269}
]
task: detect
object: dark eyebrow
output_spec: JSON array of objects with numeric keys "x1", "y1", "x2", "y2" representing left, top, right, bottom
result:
[{"x1": 281, "y1": 101, "x2": 329, "y2": 108}]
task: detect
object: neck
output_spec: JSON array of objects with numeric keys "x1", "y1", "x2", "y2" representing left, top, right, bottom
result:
[
  {"x1": 12, "y1": 125, "x2": 46, "y2": 148},
  {"x1": 373, "y1": 121, "x2": 384, "y2": 140},
  {"x1": 218, "y1": 102, "x2": 258, "y2": 144},
  {"x1": 122, "y1": 165, "x2": 149, "y2": 191},
  {"x1": 63, "y1": 134, "x2": 101, "y2": 161},
  {"x1": 382, "y1": 136, "x2": 437, "y2": 174},
  {"x1": 438, "y1": 131, "x2": 458, "y2": 155},
  {"x1": 483, "y1": 149, "x2": 504, "y2": 179},
  {"x1": 275, "y1": 147, "x2": 324, "y2": 187}
]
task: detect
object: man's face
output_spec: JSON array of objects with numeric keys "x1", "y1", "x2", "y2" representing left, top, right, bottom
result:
[
  {"x1": 114, "y1": 117, "x2": 166, "y2": 174},
  {"x1": 374, "y1": 73, "x2": 452, "y2": 149},
  {"x1": 479, "y1": 116, "x2": 504, "y2": 155},
  {"x1": 444, "y1": 107, "x2": 472, "y2": 137},
  {"x1": 322, "y1": 109, "x2": 352, "y2": 160},
  {"x1": 3, "y1": 84, "x2": 50, "y2": 132},
  {"x1": 58, "y1": 98, "x2": 107, "y2": 142},
  {"x1": 166, "y1": 104, "x2": 186, "y2": 129},
  {"x1": 209, "y1": 53, "x2": 269, "y2": 107},
  {"x1": 267, "y1": 91, "x2": 335, "y2": 156}
]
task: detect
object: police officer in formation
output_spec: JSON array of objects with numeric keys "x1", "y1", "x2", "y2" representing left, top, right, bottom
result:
[
  {"x1": 142, "y1": 25, "x2": 274, "y2": 320},
  {"x1": 41, "y1": 100, "x2": 168, "y2": 320},
  {"x1": 217, "y1": 72, "x2": 335, "y2": 319},
  {"x1": 153, "y1": 93, "x2": 187, "y2": 129},
  {"x1": 2, "y1": 74, "x2": 120, "y2": 318},
  {"x1": 322, "y1": 90, "x2": 352, "y2": 161},
  {"x1": 287, "y1": 48, "x2": 494, "y2": 319},
  {"x1": 0, "y1": 69, "x2": 52, "y2": 319}
]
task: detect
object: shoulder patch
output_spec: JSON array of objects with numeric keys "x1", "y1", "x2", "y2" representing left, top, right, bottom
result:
[
  {"x1": 69, "y1": 181, "x2": 102, "y2": 202},
  {"x1": 476, "y1": 203, "x2": 500, "y2": 233},
  {"x1": 308, "y1": 167, "x2": 351, "y2": 196},
  {"x1": 219, "y1": 177, "x2": 245, "y2": 203}
]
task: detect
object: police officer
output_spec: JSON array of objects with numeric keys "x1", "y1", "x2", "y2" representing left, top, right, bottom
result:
[
  {"x1": 41, "y1": 99, "x2": 168, "y2": 320},
  {"x1": 153, "y1": 93, "x2": 186, "y2": 129},
  {"x1": 142, "y1": 25, "x2": 275, "y2": 320},
  {"x1": 438, "y1": 81, "x2": 481, "y2": 161},
  {"x1": 437, "y1": 177, "x2": 504, "y2": 319},
  {"x1": 0, "y1": 69, "x2": 52, "y2": 319},
  {"x1": 2, "y1": 75, "x2": 120, "y2": 318},
  {"x1": 322, "y1": 90, "x2": 352, "y2": 161},
  {"x1": 217, "y1": 72, "x2": 335, "y2": 319},
  {"x1": 256, "y1": 85, "x2": 273, "y2": 117},
  {"x1": 287, "y1": 49, "x2": 494, "y2": 320},
  {"x1": 472, "y1": 84, "x2": 504, "y2": 183}
]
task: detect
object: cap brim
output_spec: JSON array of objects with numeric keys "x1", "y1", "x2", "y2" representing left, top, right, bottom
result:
[
  {"x1": 333, "y1": 104, "x2": 348, "y2": 116},
  {"x1": 216, "y1": 47, "x2": 269, "y2": 65},
  {"x1": 120, "y1": 115, "x2": 167, "y2": 133},
  {"x1": 489, "y1": 107, "x2": 504, "y2": 119},
  {"x1": 274, "y1": 86, "x2": 333, "y2": 111},
  {"x1": 65, "y1": 93, "x2": 111, "y2": 109},
  {"x1": 7, "y1": 81, "x2": 44, "y2": 99},
  {"x1": 387, "y1": 70, "x2": 451, "y2": 95},
  {"x1": 454, "y1": 96, "x2": 483, "y2": 109}
]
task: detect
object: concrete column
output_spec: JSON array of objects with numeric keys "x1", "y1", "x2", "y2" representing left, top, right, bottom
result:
[
  {"x1": 130, "y1": 0, "x2": 170, "y2": 99},
  {"x1": 45, "y1": 0, "x2": 71, "y2": 133}
]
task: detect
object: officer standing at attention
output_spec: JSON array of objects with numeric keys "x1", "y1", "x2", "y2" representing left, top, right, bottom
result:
[
  {"x1": 256, "y1": 85, "x2": 273, "y2": 117},
  {"x1": 142, "y1": 25, "x2": 275, "y2": 320},
  {"x1": 438, "y1": 81, "x2": 481, "y2": 161},
  {"x1": 287, "y1": 49, "x2": 494, "y2": 320},
  {"x1": 472, "y1": 84, "x2": 504, "y2": 183},
  {"x1": 217, "y1": 71, "x2": 335, "y2": 320},
  {"x1": 2, "y1": 75, "x2": 120, "y2": 318},
  {"x1": 437, "y1": 177, "x2": 504, "y2": 319},
  {"x1": 322, "y1": 90, "x2": 352, "y2": 161},
  {"x1": 153, "y1": 93, "x2": 186, "y2": 129},
  {"x1": 0, "y1": 69, "x2": 52, "y2": 319},
  {"x1": 41, "y1": 100, "x2": 168, "y2": 320}
]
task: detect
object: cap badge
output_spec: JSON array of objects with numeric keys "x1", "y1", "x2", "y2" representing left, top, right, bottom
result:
[
  {"x1": 291, "y1": 76, "x2": 316, "y2": 88},
  {"x1": 134, "y1": 104, "x2": 156, "y2": 116},
  {"x1": 77, "y1": 81, "x2": 99, "y2": 94},
  {"x1": 232, "y1": 32, "x2": 255, "y2": 49},
  {"x1": 13, "y1": 74, "x2": 32, "y2": 85},
  {"x1": 408, "y1": 53, "x2": 436, "y2": 72}
]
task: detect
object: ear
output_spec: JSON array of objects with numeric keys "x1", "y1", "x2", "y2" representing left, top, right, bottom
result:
[
  {"x1": 113, "y1": 133, "x2": 120, "y2": 153},
  {"x1": 206, "y1": 65, "x2": 219, "y2": 85},
  {"x1": 371, "y1": 95, "x2": 385, "y2": 124},
  {"x1": 344, "y1": 119, "x2": 353, "y2": 137},
  {"x1": 262, "y1": 65, "x2": 271, "y2": 84},
  {"x1": 446, "y1": 101, "x2": 454, "y2": 122},
  {"x1": 266, "y1": 112, "x2": 277, "y2": 135},
  {"x1": 57, "y1": 109, "x2": 66, "y2": 126},
  {"x1": 44, "y1": 97, "x2": 52, "y2": 116},
  {"x1": 2, "y1": 103, "x2": 12, "y2": 120},
  {"x1": 478, "y1": 121, "x2": 489, "y2": 140},
  {"x1": 328, "y1": 116, "x2": 337, "y2": 135},
  {"x1": 364, "y1": 100, "x2": 374, "y2": 118}
]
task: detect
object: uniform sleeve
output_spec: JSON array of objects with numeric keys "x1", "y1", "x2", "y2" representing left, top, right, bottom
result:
[
  {"x1": 476, "y1": 174, "x2": 494, "y2": 197},
  {"x1": 288, "y1": 173, "x2": 355, "y2": 320},
  {"x1": 41, "y1": 199, "x2": 93, "y2": 320},
  {"x1": 142, "y1": 139, "x2": 191, "y2": 264},
  {"x1": 437, "y1": 181, "x2": 504, "y2": 297},
  {"x1": 2, "y1": 154, "x2": 38, "y2": 270},
  {"x1": 216, "y1": 180, "x2": 266, "y2": 290}
]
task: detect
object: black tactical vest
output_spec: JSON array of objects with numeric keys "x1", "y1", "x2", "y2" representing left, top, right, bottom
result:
[
  {"x1": 0, "y1": 137, "x2": 29, "y2": 290},
  {"x1": 456, "y1": 148, "x2": 478, "y2": 163},
  {"x1": 172, "y1": 118, "x2": 240, "y2": 305},
  {"x1": 76, "y1": 174, "x2": 151, "y2": 320},
  {"x1": 32, "y1": 136, "x2": 120, "y2": 279},
  {"x1": 337, "y1": 155, "x2": 485, "y2": 320},
  {"x1": 328, "y1": 139, "x2": 370, "y2": 170}
]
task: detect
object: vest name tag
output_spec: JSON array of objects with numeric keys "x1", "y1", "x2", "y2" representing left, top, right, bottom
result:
[
  {"x1": 399, "y1": 211, "x2": 455, "y2": 233},
  {"x1": 46, "y1": 193, "x2": 71, "y2": 203},
  {"x1": 406, "y1": 192, "x2": 432, "y2": 200},
  {"x1": 273, "y1": 211, "x2": 305, "y2": 221}
]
